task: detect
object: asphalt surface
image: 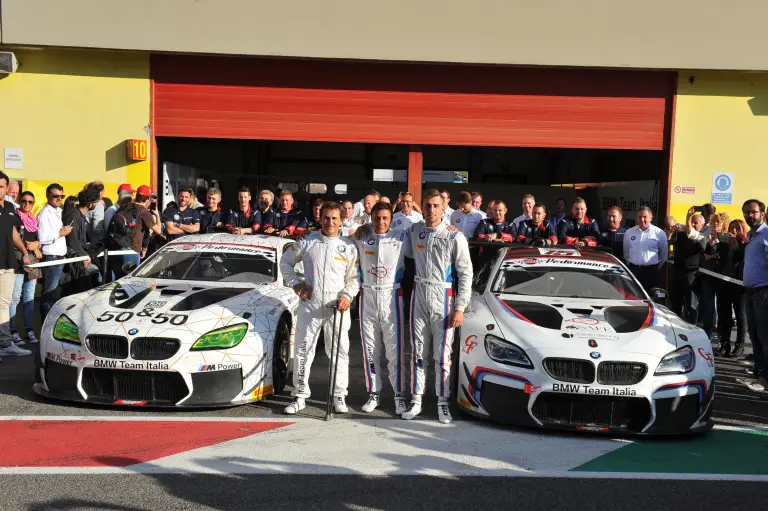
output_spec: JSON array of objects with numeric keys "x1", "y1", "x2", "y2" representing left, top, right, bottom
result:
[{"x1": 2, "y1": 314, "x2": 768, "y2": 510}]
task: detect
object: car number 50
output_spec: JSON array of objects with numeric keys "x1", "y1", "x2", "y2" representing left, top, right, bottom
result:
[{"x1": 96, "y1": 310, "x2": 188, "y2": 325}]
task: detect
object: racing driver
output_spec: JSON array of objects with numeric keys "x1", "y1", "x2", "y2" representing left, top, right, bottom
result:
[
  {"x1": 403, "y1": 189, "x2": 473, "y2": 423},
  {"x1": 280, "y1": 201, "x2": 360, "y2": 415},
  {"x1": 353, "y1": 202, "x2": 409, "y2": 414}
]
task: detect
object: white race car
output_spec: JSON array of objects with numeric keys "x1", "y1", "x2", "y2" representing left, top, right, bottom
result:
[
  {"x1": 457, "y1": 246, "x2": 714, "y2": 435},
  {"x1": 34, "y1": 234, "x2": 300, "y2": 408}
]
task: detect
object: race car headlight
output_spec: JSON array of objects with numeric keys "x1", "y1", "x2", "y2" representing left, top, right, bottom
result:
[
  {"x1": 191, "y1": 323, "x2": 248, "y2": 351},
  {"x1": 484, "y1": 334, "x2": 533, "y2": 368},
  {"x1": 654, "y1": 346, "x2": 695, "y2": 375},
  {"x1": 53, "y1": 315, "x2": 81, "y2": 345}
]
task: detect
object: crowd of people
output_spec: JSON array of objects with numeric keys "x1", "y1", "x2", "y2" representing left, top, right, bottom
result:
[{"x1": 0, "y1": 173, "x2": 766, "y2": 400}]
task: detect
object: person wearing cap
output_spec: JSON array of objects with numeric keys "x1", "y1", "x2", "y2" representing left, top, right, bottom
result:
[
  {"x1": 104, "y1": 183, "x2": 135, "y2": 229},
  {"x1": 131, "y1": 185, "x2": 163, "y2": 261}
]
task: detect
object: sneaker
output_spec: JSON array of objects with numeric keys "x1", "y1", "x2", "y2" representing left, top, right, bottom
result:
[
  {"x1": 284, "y1": 398, "x2": 306, "y2": 415},
  {"x1": 0, "y1": 342, "x2": 32, "y2": 357},
  {"x1": 736, "y1": 377, "x2": 757, "y2": 385},
  {"x1": 334, "y1": 396, "x2": 348, "y2": 414},
  {"x1": 10, "y1": 332, "x2": 24, "y2": 346},
  {"x1": 25, "y1": 331, "x2": 39, "y2": 344},
  {"x1": 361, "y1": 393, "x2": 380, "y2": 413},
  {"x1": 437, "y1": 400, "x2": 453, "y2": 424},
  {"x1": 394, "y1": 394, "x2": 408, "y2": 416},
  {"x1": 401, "y1": 399, "x2": 423, "y2": 420},
  {"x1": 738, "y1": 359, "x2": 754, "y2": 367}
]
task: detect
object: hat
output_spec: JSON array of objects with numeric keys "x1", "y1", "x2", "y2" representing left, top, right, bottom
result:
[
  {"x1": 136, "y1": 185, "x2": 152, "y2": 196},
  {"x1": 117, "y1": 183, "x2": 135, "y2": 194}
]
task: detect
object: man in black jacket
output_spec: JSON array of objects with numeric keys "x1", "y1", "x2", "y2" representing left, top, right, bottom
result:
[
  {"x1": 669, "y1": 207, "x2": 707, "y2": 323},
  {"x1": 473, "y1": 201, "x2": 515, "y2": 242},
  {"x1": 516, "y1": 204, "x2": 558, "y2": 247},
  {"x1": 62, "y1": 189, "x2": 99, "y2": 294},
  {"x1": 598, "y1": 206, "x2": 627, "y2": 260},
  {"x1": 556, "y1": 198, "x2": 600, "y2": 246}
]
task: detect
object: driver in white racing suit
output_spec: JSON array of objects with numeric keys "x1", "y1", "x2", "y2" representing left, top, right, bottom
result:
[
  {"x1": 403, "y1": 189, "x2": 473, "y2": 423},
  {"x1": 354, "y1": 201, "x2": 409, "y2": 415},
  {"x1": 280, "y1": 201, "x2": 360, "y2": 414}
]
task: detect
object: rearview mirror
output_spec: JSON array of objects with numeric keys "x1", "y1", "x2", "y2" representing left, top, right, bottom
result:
[
  {"x1": 122, "y1": 262, "x2": 138, "y2": 274},
  {"x1": 650, "y1": 287, "x2": 667, "y2": 305}
]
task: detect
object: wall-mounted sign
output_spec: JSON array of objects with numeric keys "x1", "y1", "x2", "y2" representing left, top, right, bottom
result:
[
  {"x1": 711, "y1": 173, "x2": 734, "y2": 205},
  {"x1": 673, "y1": 185, "x2": 695, "y2": 194},
  {"x1": 3, "y1": 148, "x2": 22, "y2": 169},
  {"x1": 126, "y1": 139, "x2": 148, "y2": 161}
]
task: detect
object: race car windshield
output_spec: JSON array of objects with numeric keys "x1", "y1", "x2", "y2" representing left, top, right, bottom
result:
[
  {"x1": 134, "y1": 250, "x2": 277, "y2": 283},
  {"x1": 492, "y1": 265, "x2": 645, "y2": 300}
]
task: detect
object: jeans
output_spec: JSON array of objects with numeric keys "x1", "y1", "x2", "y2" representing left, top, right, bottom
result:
[
  {"x1": 109, "y1": 252, "x2": 140, "y2": 281},
  {"x1": 40, "y1": 255, "x2": 64, "y2": 322},
  {"x1": 698, "y1": 276, "x2": 717, "y2": 338},
  {"x1": 10, "y1": 273, "x2": 35, "y2": 333},
  {"x1": 746, "y1": 286, "x2": 768, "y2": 379},
  {"x1": 0, "y1": 269, "x2": 17, "y2": 348}
]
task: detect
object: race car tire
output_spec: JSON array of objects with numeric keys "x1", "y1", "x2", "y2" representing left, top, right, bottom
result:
[
  {"x1": 34, "y1": 345, "x2": 43, "y2": 384},
  {"x1": 272, "y1": 315, "x2": 291, "y2": 394}
]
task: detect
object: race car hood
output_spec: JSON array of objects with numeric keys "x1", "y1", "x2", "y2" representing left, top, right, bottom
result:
[
  {"x1": 485, "y1": 293, "x2": 683, "y2": 357},
  {"x1": 50, "y1": 277, "x2": 285, "y2": 332}
]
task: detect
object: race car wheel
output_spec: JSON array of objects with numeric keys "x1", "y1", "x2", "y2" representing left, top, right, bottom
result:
[{"x1": 272, "y1": 316, "x2": 291, "y2": 394}]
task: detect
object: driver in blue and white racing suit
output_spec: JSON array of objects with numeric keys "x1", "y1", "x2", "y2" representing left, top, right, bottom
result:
[
  {"x1": 354, "y1": 201, "x2": 409, "y2": 415},
  {"x1": 403, "y1": 189, "x2": 473, "y2": 423}
]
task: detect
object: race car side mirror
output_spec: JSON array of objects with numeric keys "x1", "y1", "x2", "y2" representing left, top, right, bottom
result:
[
  {"x1": 650, "y1": 287, "x2": 667, "y2": 305},
  {"x1": 122, "y1": 262, "x2": 138, "y2": 274}
]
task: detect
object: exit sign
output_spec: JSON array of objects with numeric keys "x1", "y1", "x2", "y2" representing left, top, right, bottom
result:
[{"x1": 126, "y1": 139, "x2": 148, "y2": 161}]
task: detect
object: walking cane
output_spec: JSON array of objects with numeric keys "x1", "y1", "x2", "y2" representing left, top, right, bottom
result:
[
  {"x1": 325, "y1": 307, "x2": 339, "y2": 421},
  {"x1": 327, "y1": 308, "x2": 346, "y2": 421}
]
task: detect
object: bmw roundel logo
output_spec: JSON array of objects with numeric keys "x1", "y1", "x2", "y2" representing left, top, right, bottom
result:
[
  {"x1": 173, "y1": 214, "x2": 181, "y2": 221},
  {"x1": 128, "y1": 328, "x2": 138, "y2": 335},
  {"x1": 418, "y1": 232, "x2": 426, "y2": 239},
  {"x1": 396, "y1": 220, "x2": 402, "y2": 225},
  {"x1": 337, "y1": 245, "x2": 346, "y2": 253},
  {"x1": 367, "y1": 238, "x2": 375, "y2": 245},
  {"x1": 631, "y1": 236, "x2": 637, "y2": 241},
  {"x1": 590, "y1": 351, "x2": 601, "y2": 359}
]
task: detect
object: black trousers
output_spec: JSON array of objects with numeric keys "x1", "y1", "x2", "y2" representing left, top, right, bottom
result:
[
  {"x1": 627, "y1": 263, "x2": 660, "y2": 294},
  {"x1": 670, "y1": 271, "x2": 698, "y2": 324},
  {"x1": 715, "y1": 283, "x2": 745, "y2": 347}
]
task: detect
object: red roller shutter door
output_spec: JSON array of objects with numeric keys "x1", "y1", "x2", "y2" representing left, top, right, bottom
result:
[{"x1": 152, "y1": 54, "x2": 672, "y2": 150}]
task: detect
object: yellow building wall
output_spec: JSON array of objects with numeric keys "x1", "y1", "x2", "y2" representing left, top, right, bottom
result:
[
  {"x1": 670, "y1": 72, "x2": 768, "y2": 224},
  {"x1": 0, "y1": 49, "x2": 151, "y2": 214}
]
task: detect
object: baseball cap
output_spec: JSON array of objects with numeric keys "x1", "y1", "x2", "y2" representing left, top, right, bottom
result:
[
  {"x1": 117, "y1": 183, "x2": 135, "y2": 194},
  {"x1": 136, "y1": 185, "x2": 152, "y2": 196}
]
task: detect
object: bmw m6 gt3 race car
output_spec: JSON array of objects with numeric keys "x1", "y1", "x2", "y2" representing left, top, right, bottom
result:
[
  {"x1": 33, "y1": 233, "x2": 299, "y2": 407},
  {"x1": 457, "y1": 246, "x2": 715, "y2": 435}
]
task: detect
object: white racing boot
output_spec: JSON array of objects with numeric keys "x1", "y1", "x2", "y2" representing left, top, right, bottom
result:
[
  {"x1": 361, "y1": 393, "x2": 380, "y2": 413},
  {"x1": 334, "y1": 396, "x2": 349, "y2": 413},
  {"x1": 394, "y1": 393, "x2": 408, "y2": 416},
  {"x1": 284, "y1": 398, "x2": 306, "y2": 415},
  {"x1": 437, "y1": 399, "x2": 453, "y2": 424},
  {"x1": 401, "y1": 397, "x2": 422, "y2": 420}
]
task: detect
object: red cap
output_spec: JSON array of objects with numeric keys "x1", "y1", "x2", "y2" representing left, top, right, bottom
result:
[
  {"x1": 117, "y1": 183, "x2": 135, "y2": 193},
  {"x1": 136, "y1": 185, "x2": 152, "y2": 196}
]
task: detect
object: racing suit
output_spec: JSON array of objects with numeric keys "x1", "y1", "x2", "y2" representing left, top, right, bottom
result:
[
  {"x1": 515, "y1": 219, "x2": 559, "y2": 246},
  {"x1": 280, "y1": 232, "x2": 360, "y2": 399},
  {"x1": 355, "y1": 229, "x2": 408, "y2": 394},
  {"x1": 404, "y1": 222, "x2": 472, "y2": 397},
  {"x1": 556, "y1": 217, "x2": 600, "y2": 246}
]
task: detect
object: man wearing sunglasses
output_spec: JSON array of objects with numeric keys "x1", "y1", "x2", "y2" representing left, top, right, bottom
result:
[{"x1": 37, "y1": 183, "x2": 72, "y2": 322}]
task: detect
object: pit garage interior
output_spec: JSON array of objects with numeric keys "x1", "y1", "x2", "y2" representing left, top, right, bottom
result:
[{"x1": 152, "y1": 55, "x2": 675, "y2": 225}]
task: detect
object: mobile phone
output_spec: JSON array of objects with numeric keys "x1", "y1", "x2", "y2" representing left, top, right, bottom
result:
[
  {"x1": 717, "y1": 232, "x2": 729, "y2": 243},
  {"x1": 68, "y1": 220, "x2": 75, "y2": 227}
]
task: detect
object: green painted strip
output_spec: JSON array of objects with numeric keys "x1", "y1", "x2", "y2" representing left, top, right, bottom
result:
[{"x1": 573, "y1": 430, "x2": 768, "y2": 475}]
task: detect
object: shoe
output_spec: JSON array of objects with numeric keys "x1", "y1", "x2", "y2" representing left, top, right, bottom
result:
[
  {"x1": 738, "y1": 359, "x2": 754, "y2": 367},
  {"x1": 394, "y1": 394, "x2": 408, "y2": 416},
  {"x1": 333, "y1": 396, "x2": 348, "y2": 414},
  {"x1": 744, "y1": 378, "x2": 767, "y2": 393},
  {"x1": 732, "y1": 342, "x2": 744, "y2": 358},
  {"x1": 25, "y1": 331, "x2": 39, "y2": 344},
  {"x1": 284, "y1": 398, "x2": 306, "y2": 415},
  {"x1": 401, "y1": 399, "x2": 423, "y2": 420},
  {"x1": 437, "y1": 400, "x2": 453, "y2": 424},
  {"x1": 361, "y1": 393, "x2": 380, "y2": 413},
  {"x1": 10, "y1": 332, "x2": 25, "y2": 346},
  {"x1": 0, "y1": 342, "x2": 32, "y2": 357},
  {"x1": 717, "y1": 343, "x2": 731, "y2": 357}
]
